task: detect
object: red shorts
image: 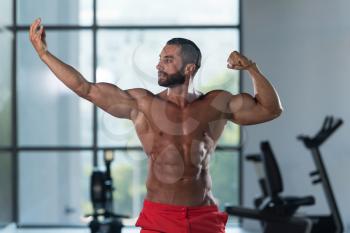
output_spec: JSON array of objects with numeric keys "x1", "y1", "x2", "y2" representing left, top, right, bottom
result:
[{"x1": 135, "y1": 199, "x2": 229, "y2": 233}]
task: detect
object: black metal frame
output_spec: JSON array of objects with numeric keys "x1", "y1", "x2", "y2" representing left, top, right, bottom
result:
[
  {"x1": 238, "y1": 0, "x2": 244, "y2": 220},
  {"x1": 0, "y1": 0, "x2": 243, "y2": 228}
]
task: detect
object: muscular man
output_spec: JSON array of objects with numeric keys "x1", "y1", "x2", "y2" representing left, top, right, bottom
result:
[{"x1": 29, "y1": 18, "x2": 282, "y2": 233}]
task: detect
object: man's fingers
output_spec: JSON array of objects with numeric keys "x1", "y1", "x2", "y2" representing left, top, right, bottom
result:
[
  {"x1": 236, "y1": 53, "x2": 250, "y2": 63},
  {"x1": 228, "y1": 50, "x2": 253, "y2": 70},
  {"x1": 231, "y1": 51, "x2": 247, "y2": 59},
  {"x1": 227, "y1": 63, "x2": 245, "y2": 70},
  {"x1": 30, "y1": 22, "x2": 36, "y2": 37},
  {"x1": 32, "y1": 19, "x2": 39, "y2": 32},
  {"x1": 227, "y1": 63, "x2": 237, "y2": 69},
  {"x1": 38, "y1": 26, "x2": 46, "y2": 41},
  {"x1": 33, "y1": 24, "x2": 44, "y2": 41},
  {"x1": 38, "y1": 25, "x2": 44, "y2": 34},
  {"x1": 35, "y1": 23, "x2": 42, "y2": 35},
  {"x1": 29, "y1": 19, "x2": 38, "y2": 34},
  {"x1": 31, "y1": 18, "x2": 41, "y2": 35},
  {"x1": 29, "y1": 19, "x2": 40, "y2": 39}
]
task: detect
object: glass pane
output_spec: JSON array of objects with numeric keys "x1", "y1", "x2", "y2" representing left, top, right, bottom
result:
[
  {"x1": 97, "y1": 0, "x2": 239, "y2": 26},
  {"x1": 19, "y1": 151, "x2": 92, "y2": 225},
  {"x1": 17, "y1": 31, "x2": 93, "y2": 146},
  {"x1": 17, "y1": 0, "x2": 93, "y2": 25},
  {"x1": 97, "y1": 29, "x2": 239, "y2": 146},
  {"x1": 0, "y1": 30, "x2": 12, "y2": 147},
  {"x1": 211, "y1": 150, "x2": 239, "y2": 225},
  {"x1": 0, "y1": 0, "x2": 12, "y2": 26},
  {"x1": 211, "y1": 151, "x2": 239, "y2": 206},
  {"x1": 0, "y1": 152, "x2": 13, "y2": 223},
  {"x1": 96, "y1": 150, "x2": 148, "y2": 220}
]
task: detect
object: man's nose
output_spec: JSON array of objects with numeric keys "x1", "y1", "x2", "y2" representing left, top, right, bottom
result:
[{"x1": 156, "y1": 61, "x2": 163, "y2": 71}]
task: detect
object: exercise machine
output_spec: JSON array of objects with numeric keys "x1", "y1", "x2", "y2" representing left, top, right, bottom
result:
[
  {"x1": 86, "y1": 150, "x2": 129, "y2": 233},
  {"x1": 298, "y1": 116, "x2": 344, "y2": 233},
  {"x1": 240, "y1": 116, "x2": 344, "y2": 233},
  {"x1": 225, "y1": 141, "x2": 314, "y2": 233},
  {"x1": 225, "y1": 142, "x2": 314, "y2": 231},
  {"x1": 247, "y1": 141, "x2": 315, "y2": 219},
  {"x1": 225, "y1": 200, "x2": 313, "y2": 233}
]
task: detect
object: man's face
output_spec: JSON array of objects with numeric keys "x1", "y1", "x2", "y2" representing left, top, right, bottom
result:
[{"x1": 156, "y1": 45, "x2": 186, "y2": 87}]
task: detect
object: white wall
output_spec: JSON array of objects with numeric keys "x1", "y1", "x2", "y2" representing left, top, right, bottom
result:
[{"x1": 241, "y1": 0, "x2": 350, "y2": 230}]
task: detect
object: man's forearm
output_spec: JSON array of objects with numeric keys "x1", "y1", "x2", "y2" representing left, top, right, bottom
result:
[
  {"x1": 247, "y1": 64, "x2": 283, "y2": 114},
  {"x1": 40, "y1": 51, "x2": 90, "y2": 96}
]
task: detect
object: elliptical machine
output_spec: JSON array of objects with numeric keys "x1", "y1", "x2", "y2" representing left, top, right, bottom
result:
[
  {"x1": 298, "y1": 116, "x2": 344, "y2": 233},
  {"x1": 86, "y1": 150, "x2": 129, "y2": 233}
]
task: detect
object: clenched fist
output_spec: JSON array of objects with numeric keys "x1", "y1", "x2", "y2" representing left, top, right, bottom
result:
[
  {"x1": 29, "y1": 18, "x2": 47, "y2": 58},
  {"x1": 227, "y1": 51, "x2": 254, "y2": 70}
]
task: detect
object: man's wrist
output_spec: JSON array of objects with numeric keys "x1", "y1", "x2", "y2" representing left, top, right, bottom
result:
[
  {"x1": 246, "y1": 62, "x2": 258, "y2": 71},
  {"x1": 39, "y1": 50, "x2": 49, "y2": 60}
]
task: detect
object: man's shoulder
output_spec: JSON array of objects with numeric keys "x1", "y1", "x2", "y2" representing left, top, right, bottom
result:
[
  {"x1": 199, "y1": 90, "x2": 234, "y2": 112},
  {"x1": 127, "y1": 88, "x2": 155, "y2": 99},
  {"x1": 202, "y1": 89, "x2": 233, "y2": 99}
]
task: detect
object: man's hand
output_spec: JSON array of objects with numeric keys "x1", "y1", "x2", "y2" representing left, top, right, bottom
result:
[
  {"x1": 29, "y1": 18, "x2": 47, "y2": 58},
  {"x1": 227, "y1": 51, "x2": 254, "y2": 70}
]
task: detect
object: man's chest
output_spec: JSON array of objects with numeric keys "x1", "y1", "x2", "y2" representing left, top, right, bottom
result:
[{"x1": 134, "y1": 99, "x2": 226, "y2": 137}]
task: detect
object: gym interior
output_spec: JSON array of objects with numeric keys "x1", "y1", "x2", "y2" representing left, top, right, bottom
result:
[{"x1": 1, "y1": 0, "x2": 349, "y2": 233}]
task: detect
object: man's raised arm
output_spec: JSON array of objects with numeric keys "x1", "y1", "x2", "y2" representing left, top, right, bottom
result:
[
  {"x1": 226, "y1": 51, "x2": 283, "y2": 125},
  {"x1": 29, "y1": 18, "x2": 139, "y2": 119}
]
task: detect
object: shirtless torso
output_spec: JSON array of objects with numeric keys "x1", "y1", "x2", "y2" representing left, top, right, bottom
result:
[{"x1": 131, "y1": 89, "x2": 232, "y2": 206}]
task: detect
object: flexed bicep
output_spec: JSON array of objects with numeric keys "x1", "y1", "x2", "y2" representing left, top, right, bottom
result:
[
  {"x1": 85, "y1": 82, "x2": 141, "y2": 119},
  {"x1": 228, "y1": 93, "x2": 278, "y2": 125}
]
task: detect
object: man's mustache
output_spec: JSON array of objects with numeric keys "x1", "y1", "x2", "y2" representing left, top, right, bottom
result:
[{"x1": 158, "y1": 71, "x2": 168, "y2": 77}]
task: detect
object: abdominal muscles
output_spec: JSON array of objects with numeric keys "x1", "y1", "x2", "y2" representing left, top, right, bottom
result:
[{"x1": 146, "y1": 142, "x2": 214, "y2": 205}]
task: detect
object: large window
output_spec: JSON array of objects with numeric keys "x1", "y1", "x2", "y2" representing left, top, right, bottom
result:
[
  {"x1": 0, "y1": 0, "x2": 14, "y2": 225},
  {"x1": 1, "y1": 0, "x2": 241, "y2": 228}
]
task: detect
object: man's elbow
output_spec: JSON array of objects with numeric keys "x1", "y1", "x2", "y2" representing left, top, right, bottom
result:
[
  {"x1": 75, "y1": 81, "x2": 92, "y2": 98},
  {"x1": 270, "y1": 106, "x2": 283, "y2": 119}
]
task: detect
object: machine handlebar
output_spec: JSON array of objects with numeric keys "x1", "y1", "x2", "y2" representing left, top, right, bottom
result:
[{"x1": 297, "y1": 116, "x2": 343, "y2": 148}]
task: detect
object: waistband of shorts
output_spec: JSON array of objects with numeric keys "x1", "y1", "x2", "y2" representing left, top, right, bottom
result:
[{"x1": 142, "y1": 199, "x2": 219, "y2": 212}]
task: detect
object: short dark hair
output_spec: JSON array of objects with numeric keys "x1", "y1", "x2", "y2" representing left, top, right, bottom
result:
[{"x1": 166, "y1": 38, "x2": 202, "y2": 70}]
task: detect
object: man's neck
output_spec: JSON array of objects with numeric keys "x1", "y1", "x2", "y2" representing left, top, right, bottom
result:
[{"x1": 165, "y1": 78, "x2": 199, "y2": 108}]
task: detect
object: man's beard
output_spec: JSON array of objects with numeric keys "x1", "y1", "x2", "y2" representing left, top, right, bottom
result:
[{"x1": 158, "y1": 70, "x2": 186, "y2": 87}]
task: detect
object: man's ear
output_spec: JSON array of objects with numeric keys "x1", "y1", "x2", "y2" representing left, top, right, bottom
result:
[{"x1": 184, "y1": 63, "x2": 197, "y2": 76}]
